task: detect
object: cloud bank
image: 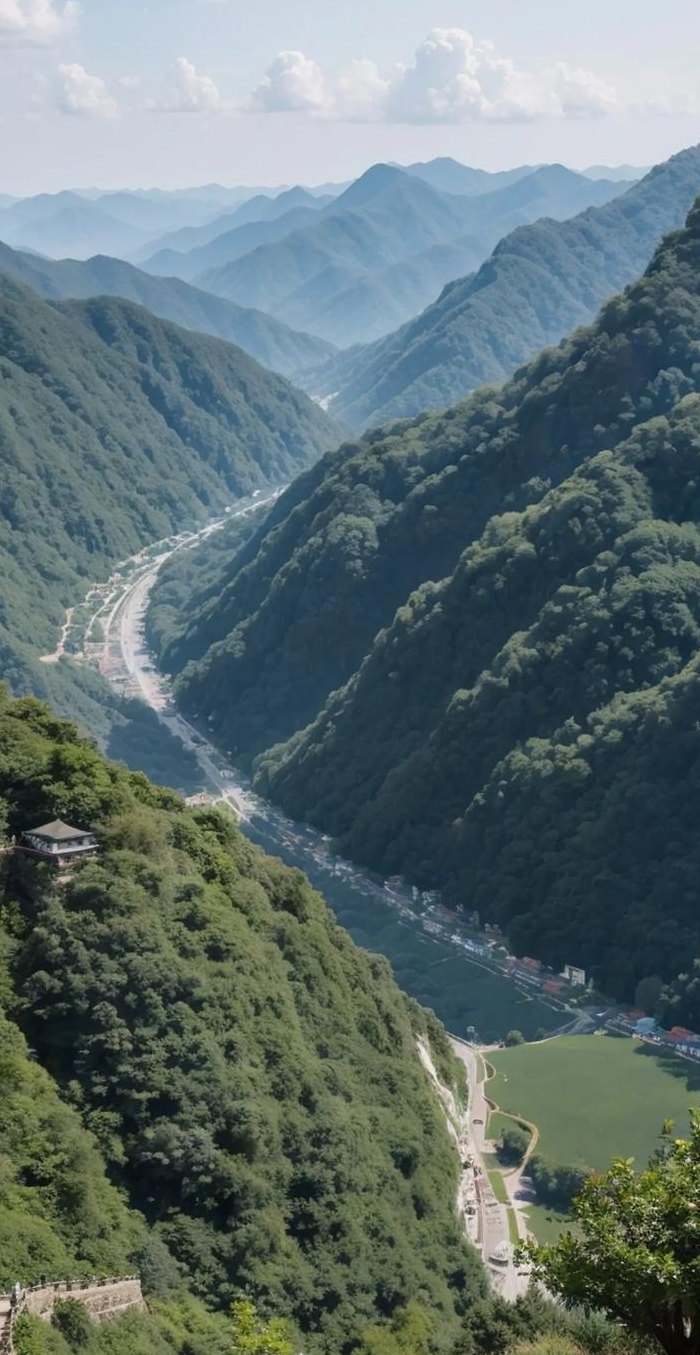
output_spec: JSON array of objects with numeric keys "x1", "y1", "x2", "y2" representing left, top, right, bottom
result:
[
  {"x1": 27, "y1": 23, "x2": 687, "y2": 125},
  {"x1": 0, "y1": 0, "x2": 79, "y2": 46},
  {"x1": 252, "y1": 28, "x2": 621, "y2": 123},
  {"x1": 165, "y1": 56, "x2": 228, "y2": 112}
]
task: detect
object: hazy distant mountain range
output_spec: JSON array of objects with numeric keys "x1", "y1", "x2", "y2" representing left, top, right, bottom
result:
[
  {"x1": 151, "y1": 162, "x2": 626, "y2": 347},
  {"x1": 0, "y1": 158, "x2": 631, "y2": 357},
  {"x1": 305, "y1": 146, "x2": 700, "y2": 429},
  {"x1": 134, "y1": 185, "x2": 334, "y2": 266}
]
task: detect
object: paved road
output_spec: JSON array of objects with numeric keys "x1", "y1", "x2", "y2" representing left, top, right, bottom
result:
[
  {"x1": 450, "y1": 1038, "x2": 530, "y2": 1301},
  {"x1": 101, "y1": 498, "x2": 277, "y2": 820}
]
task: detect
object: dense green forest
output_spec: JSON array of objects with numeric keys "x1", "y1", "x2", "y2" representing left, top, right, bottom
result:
[
  {"x1": 146, "y1": 506, "x2": 268, "y2": 670},
  {"x1": 310, "y1": 143, "x2": 700, "y2": 430},
  {"x1": 157, "y1": 199, "x2": 700, "y2": 1001},
  {"x1": 0, "y1": 690, "x2": 484, "y2": 1352},
  {"x1": 0, "y1": 270, "x2": 336, "y2": 767},
  {"x1": 0, "y1": 240, "x2": 334, "y2": 381}
]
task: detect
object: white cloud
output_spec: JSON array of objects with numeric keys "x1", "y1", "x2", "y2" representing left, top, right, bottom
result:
[
  {"x1": 249, "y1": 28, "x2": 623, "y2": 125},
  {"x1": 163, "y1": 56, "x2": 228, "y2": 113},
  {"x1": 380, "y1": 29, "x2": 622, "y2": 123},
  {"x1": 386, "y1": 31, "x2": 621, "y2": 123},
  {"x1": 336, "y1": 58, "x2": 390, "y2": 120},
  {"x1": 0, "y1": 0, "x2": 78, "y2": 46},
  {"x1": 57, "y1": 62, "x2": 118, "y2": 117},
  {"x1": 250, "y1": 50, "x2": 330, "y2": 113}
]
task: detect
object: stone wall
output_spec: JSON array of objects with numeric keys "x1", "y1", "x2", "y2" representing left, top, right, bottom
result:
[
  {"x1": 22, "y1": 1277, "x2": 146, "y2": 1323},
  {"x1": 0, "y1": 1275, "x2": 147, "y2": 1353}
]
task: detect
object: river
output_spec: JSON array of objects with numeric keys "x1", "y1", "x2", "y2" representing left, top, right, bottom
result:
[{"x1": 72, "y1": 492, "x2": 568, "y2": 1045}]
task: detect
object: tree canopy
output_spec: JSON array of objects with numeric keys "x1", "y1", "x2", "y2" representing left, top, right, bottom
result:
[
  {"x1": 0, "y1": 689, "x2": 482, "y2": 1351},
  {"x1": 527, "y1": 1113, "x2": 700, "y2": 1355}
]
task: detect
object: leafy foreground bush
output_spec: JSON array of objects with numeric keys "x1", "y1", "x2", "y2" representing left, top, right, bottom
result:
[{"x1": 528, "y1": 1112, "x2": 700, "y2": 1355}]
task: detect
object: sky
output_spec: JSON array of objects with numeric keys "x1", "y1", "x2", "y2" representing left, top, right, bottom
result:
[{"x1": 1, "y1": 0, "x2": 700, "y2": 193}]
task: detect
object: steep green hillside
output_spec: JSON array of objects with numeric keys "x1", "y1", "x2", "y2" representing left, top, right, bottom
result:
[
  {"x1": 0, "y1": 905, "x2": 234, "y2": 1355},
  {"x1": 161, "y1": 200, "x2": 700, "y2": 999},
  {"x1": 0, "y1": 1005, "x2": 148, "y2": 1285},
  {"x1": 147, "y1": 505, "x2": 270, "y2": 667},
  {"x1": 0, "y1": 690, "x2": 481, "y2": 1351},
  {"x1": 0, "y1": 241, "x2": 334, "y2": 379},
  {"x1": 0, "y1": 273, "x2": 336, "y2": 715},
  {"x1": 315, "y1": 144, "x2": 700, "y2": 429}
]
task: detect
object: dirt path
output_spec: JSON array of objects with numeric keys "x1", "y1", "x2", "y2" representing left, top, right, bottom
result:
[
  {"x1": 481, "y1": 1062, "x2": 540, "y2": 1243},
  {"x1": 39, "y1": 607, "x2": 74, "y2": 664}
]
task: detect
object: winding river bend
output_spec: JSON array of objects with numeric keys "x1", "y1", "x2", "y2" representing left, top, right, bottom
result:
[{"x1": 68, "y1": 493, "x2": 568, "y2": 1044}]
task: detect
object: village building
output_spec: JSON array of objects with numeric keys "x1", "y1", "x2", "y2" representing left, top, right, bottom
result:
[
  {"x1": 20, "y1": 820, "x2": 98, "y2": 868},
  {"x1": 562, "y1": 963, "x2": 587, "y2": 987}
]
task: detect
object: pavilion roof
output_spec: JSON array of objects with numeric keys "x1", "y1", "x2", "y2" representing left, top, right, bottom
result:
[{"x1": 27, "y1": 819, "x2": 91, "y2": 841}]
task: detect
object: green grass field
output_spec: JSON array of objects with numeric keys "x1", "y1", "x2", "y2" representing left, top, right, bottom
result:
[
  {"x1": 489, "y1": 1034, "x2": 700, "y2": 1170},
  {"x1": 524, "y1": 1203, "x2": 577, "y2": 1245},
  {"x1": 488, "y1": 1170, "x2": 509, "y2": 1203}
]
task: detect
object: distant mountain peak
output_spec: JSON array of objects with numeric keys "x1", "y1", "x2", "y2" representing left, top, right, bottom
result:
[{"x1": 334, "y1": 163, "x2": 409, "y2": 207}]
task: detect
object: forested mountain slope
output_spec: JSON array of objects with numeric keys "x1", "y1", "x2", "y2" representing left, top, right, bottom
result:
[
  {"x1": 0, "y1": 691, "x2": 481, "y2": 1351},
  {"x1": 0, "y1": 1009, "x2": 236, "y2": 1355},
  {"x1": 314, "y1": 144, "x2": 700, "y2": 429},
  {"x1": 195, "y1": 164, "x2": 624, "y2": 347},
  {"x1": 157, "y1": 200, "x2": 700, "y2": 999},
  {"x1": 0, "y1": 274, "x2": 336, "y2": 726},
  {"x1": 0, "y1": 242, "x2": 334, "y2": 378}
]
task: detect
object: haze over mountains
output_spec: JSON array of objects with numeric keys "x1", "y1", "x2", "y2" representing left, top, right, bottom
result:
[
  {"x1": 136, "y1": 185, "x2": 334, "y2": 269},
  {"x1": 0, "y1": 156, "x2": 638, "y2": 389},
  {"x1": 140, "y1": 162, "x2": 626, "y2": 347},
  {"x1": 0, "y1": 181, "x2": 337, "y2": 261},
  {"x1": 307, "y1": 145, "x2": 700, "y2": 429}
]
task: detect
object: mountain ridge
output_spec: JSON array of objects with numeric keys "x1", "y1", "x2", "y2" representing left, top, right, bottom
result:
[
  {"x1": 0, "y1": 238, "x2": 334, "y2": 378},
  {"x1": 312, "y1": 143, "x2": 700, "y2": 429},
  {"x1": 193, "y1": 163, "x2": 626, "y2": 348},
  {"x1": 151, "y1": 194, "x2": 700, "y2": 1000}
]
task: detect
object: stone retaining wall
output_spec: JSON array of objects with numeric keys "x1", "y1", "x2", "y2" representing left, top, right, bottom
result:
[
  {"x1": 23, "y1": 1277, "x2": 145, "y2": 1323},
  {"x1": 0, "y1": 1276, "x2": 146, "y2": 1354}
]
